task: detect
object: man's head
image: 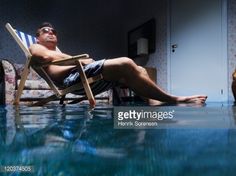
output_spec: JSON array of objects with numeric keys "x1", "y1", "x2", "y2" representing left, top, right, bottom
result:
[{"x1": 36, "y1": 22, "x2": 58, "y2": 50}]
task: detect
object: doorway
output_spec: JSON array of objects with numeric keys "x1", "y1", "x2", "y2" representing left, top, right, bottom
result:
[{"x1": 168, "y1": 0, "x2": 227, "y2": 102}]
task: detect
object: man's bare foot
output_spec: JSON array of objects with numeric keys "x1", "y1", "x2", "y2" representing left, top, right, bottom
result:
[
  {"x1": 175, "y1": 95, "x2": 207, "y2": 104},
  {"x1": 148, "y1": 99, "x2": 167, "y2": 106},
  {"x1": 147, "y1": 95, "x2": 207, "y2": 106}
]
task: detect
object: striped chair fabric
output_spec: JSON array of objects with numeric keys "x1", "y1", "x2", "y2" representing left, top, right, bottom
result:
[
  {"x1": 16, "y1": 30, "x2": 36, "y2": 48},
  {"x1": 15, "y1": 30, "x2": 61, "y2": 53}
]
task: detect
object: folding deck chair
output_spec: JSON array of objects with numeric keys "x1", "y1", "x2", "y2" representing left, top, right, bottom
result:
[{"x1": 5, "y1": 23, "x2": 103, "y2": 107}]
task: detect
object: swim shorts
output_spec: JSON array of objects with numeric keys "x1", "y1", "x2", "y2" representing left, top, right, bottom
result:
[{"x1": 62, "y1": 59, "x2": 114, "y2": 95}]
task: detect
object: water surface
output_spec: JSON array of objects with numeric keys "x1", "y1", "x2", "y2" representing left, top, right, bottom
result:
[{"x1": 0, "y1": 104, "x2": 236, "y2": 176}]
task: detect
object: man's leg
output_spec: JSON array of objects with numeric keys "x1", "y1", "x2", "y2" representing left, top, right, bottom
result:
[{"x1": 102, "y1": 57, "x2": 207, "y2": 104}]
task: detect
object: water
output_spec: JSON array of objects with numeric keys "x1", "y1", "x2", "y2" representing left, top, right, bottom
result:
[{"x1": 1, "y1": 103, "x2": 236, "y2": 176}]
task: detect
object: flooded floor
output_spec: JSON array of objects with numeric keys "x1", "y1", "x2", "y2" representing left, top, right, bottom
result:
[{"x1": 0, "y1": 103, "x2": 236, "y2": 176}]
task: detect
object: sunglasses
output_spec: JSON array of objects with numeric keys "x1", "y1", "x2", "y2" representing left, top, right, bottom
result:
[{"x1": 40, "y1": 27, "x2": 57, "y2": 35}]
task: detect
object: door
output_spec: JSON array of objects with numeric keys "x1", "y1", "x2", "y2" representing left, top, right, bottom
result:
[{"x1": 169, "y1": 0, "x2": 227, "y2": 102}]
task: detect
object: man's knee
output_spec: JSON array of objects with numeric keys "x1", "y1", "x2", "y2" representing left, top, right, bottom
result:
[
  {"x1": 118, "y1": 57, "x2": 137, "y2": 71},
  {"x1": 138, "y1": 66, "x2": 148, "y2": 75},
  {"x1": 102, "y1": 57, "x2": 137, "y2": 81}
]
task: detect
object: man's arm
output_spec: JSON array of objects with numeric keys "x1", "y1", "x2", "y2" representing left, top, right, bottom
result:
[
  {"x1": 29, "y1": 44, "x2": 94, "y2": 65},
  {"x1": 29, "y1": 44, "x2": 72, "y2": 62}
]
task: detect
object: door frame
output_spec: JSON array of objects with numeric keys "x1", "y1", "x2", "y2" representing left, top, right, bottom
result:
[{"x1": 167, "y1": 0, "x2": 228, "y2": 101}]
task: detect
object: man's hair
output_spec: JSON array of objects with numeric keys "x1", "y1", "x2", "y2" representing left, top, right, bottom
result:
[{"x1": 36, "y1": 22, "x2": 55, "y2": 37}]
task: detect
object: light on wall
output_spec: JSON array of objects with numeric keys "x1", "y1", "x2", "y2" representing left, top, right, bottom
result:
[
  {"x1": 128, "y1": 18, "x2": 155, "y2": 58},
  {"x1": 137, "y1": 38, "x2": 148, "y2": 56}
]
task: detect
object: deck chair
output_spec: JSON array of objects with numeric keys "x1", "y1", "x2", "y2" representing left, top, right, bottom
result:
[{"x1": 5, "y1": 23, "x2": 103, "y2": 107}]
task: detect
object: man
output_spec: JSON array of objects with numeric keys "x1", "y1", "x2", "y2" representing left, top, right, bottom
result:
[{"x1": 29, "y1": 22, "x2": 207, "y2": 105}]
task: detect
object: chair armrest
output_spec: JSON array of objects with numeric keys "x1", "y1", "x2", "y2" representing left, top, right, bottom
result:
[{"x1": 33, "y1": 54, "x2": 90, "y2": 67}]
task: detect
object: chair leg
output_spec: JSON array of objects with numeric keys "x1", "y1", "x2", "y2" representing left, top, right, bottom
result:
[
  {"x1": 59, "y1": 95, "x2": 66, "y2": 105},
  {"x1": 76, "y1": 60, "x2": 96, "y2": 107},
  {"x1": 32, "y1": 95, "x2": 59, "y2": 106},
  {"x1": 14, "y1": 59, "x2": 31, "y2": 105}
]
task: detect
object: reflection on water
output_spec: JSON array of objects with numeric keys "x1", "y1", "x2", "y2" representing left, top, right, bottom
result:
[{"x1": 0, "y1": 104, "x2": 236, "y2": 175}]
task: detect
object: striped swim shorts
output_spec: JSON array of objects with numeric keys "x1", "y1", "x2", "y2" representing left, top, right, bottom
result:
[{"x1": 62, "y1": 59, "x2": 114, "y2": 95}]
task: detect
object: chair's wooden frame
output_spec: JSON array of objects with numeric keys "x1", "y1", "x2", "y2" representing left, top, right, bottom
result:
[{"x1": 5, "y1": 23, "x2": 102, "y2": 107}]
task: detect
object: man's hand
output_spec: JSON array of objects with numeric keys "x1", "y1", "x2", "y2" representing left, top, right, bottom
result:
[{"x1": 81, "y1": 58, "x2": 95, "y2": 65}]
